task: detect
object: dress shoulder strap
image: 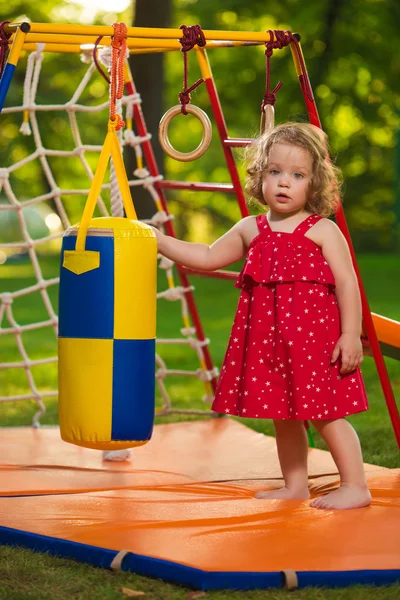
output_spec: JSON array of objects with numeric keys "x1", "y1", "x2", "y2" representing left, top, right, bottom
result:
[
  {"x1": 293, "y1": 214, "x2": 322, "y2": 236},
  {"x1": 256, "y1": 213, "x2": 269, "y2": 233}
]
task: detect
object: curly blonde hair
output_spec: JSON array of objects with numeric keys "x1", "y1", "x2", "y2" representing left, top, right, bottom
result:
[{"x1": 245, "y1": 122, "x2": 342, "y2": 217}]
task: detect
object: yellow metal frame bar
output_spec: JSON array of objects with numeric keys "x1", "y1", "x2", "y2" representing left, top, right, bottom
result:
[
  {"x1": 21, "y1": 43, "x2": 172, "y2": 54},
  {"x1": 21, "y1": 40, "x2": 260, "y2": 55},
  {"x1": 6, "y1": 26, "x2": 28, "y2": 67},
  {"x1": 23, "y1": 34, "x2": 182, "y2": 47},
  {"x1": 196, "y1": 47, "x2": 213, "y2": 81},
  {"x1": 20, "y1": 35, "x2": 263, "y2": 50},
  {"x1": 5, "y1": 22, "x2": 274, "y2": 43},
  {"x1": 290, "y1": 42, "x2": 305, "y2": 77}
]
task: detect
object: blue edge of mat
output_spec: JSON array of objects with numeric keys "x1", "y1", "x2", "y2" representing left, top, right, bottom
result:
[{"x1": 0, "y1": 526, "x2": 399, "y2": 590}]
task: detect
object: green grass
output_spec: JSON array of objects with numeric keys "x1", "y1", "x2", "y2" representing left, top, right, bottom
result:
[
  {"x1": 0, "y1": 546, "x2": 399, "y2": 600},
  {"x1": 0, "y1": 253, "x2": 399, "y2": 599}
]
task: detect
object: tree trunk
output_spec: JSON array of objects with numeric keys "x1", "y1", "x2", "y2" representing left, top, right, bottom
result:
[
  {"x1": 126, "y1": 0, "x2": 172, "y2": 219},
  {"x1": 309, "y1": 0, "x2": 344, "y2": 94}
]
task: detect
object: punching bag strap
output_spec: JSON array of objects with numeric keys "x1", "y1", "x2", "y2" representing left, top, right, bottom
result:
[
  {"x1": 75, "y1": 119, "x2": 137, "y2": 254},
  {"x1": 75, "y1": 23, "x2": 136, "y2": 253}
]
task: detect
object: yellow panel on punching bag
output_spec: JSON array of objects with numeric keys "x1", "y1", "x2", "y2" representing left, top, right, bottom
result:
[
  {"x1": 58, "y1": 337, "x2": 113, "y2": 447},
  {"x1": 113, "y1": 221, "x2": 157, "y2": 340}
]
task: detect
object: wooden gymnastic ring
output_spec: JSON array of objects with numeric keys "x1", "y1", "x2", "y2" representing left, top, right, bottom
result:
[
  {"x1": 158, "y1": 104, "x2": 212, "y2": 162},
  {"x1": 260, "y1": 104, "x2": 275, "y2": 134}
]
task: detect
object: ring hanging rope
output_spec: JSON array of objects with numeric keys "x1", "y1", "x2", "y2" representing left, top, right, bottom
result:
[
  {"x1": 260, "y1": 30, "x2": 283, "y2": 134},
  {"x1": 259, "y1": 30, "x2": 312, "y2": 134},
  {"x1": 158, "y1": 24, "x2": 212, "y2": 162}
]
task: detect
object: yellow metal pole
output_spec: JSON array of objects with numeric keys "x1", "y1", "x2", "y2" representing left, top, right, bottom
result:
[
  {"x1": 22, "y1": 42, "x2": 262, "y2": 55},
  {"x1": 21, "y1": 33, "x2": 266, "y2": 49},
  {"x1": 5, "y1": 25, "x2": 29, "y2": 67},
  {"x1": 289, "y1": 40, "x2": 304, "y2": 77},
  {"x1": 6, "y1": 22, "x2": 273, "y2": 43},
  {"x1": 22, "y1": 43, "x2": 173, "y2": 54},
  {"x1": 195, "y1": 47, "x2": 213, "y2": 81},
  {"x1": 0, "y1": 24, "x2": 29, "y2": 112},
  {"x1": 22, "y1": 43, "x2": 80, "y2": 53}
]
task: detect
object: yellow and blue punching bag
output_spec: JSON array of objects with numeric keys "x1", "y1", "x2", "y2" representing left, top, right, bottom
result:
[{"x1": 58, "y1": 119, "x2": 157, "y2": 450}]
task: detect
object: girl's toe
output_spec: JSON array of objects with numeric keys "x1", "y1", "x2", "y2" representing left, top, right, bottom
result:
[{"x1": 310, "y1": 497, "x2": 324, "y2": 509}]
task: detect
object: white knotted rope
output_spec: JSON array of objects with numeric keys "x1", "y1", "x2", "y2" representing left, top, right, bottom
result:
[{"x1": 1, "y1": 47, "x2": 217, "y2": 425}]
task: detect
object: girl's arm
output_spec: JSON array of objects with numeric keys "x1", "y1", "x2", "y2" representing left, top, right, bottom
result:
[
  {"x1": 313, "y1": 219, "x2": 363, "y2": 374},
  {"x1": 153, "y1": 217, "x2": 252, "y2": 271}
]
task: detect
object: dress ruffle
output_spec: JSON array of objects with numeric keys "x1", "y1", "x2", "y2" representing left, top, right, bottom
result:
[{"x1": 236, "y1": 232, "x2": 336, "y2": 289}]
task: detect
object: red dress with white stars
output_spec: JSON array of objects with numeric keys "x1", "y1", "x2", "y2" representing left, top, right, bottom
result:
[{"x1": 212, "y1": 213, "x2": 368, "y2": 420}]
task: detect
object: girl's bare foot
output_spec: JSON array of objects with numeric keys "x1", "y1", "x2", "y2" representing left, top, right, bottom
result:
[
  {"x1": 310, "y1": 483, "x2": 371, "y2": 510},
  {"x1": 255, "y1": 486, "x2": 310, "y2": 500}
]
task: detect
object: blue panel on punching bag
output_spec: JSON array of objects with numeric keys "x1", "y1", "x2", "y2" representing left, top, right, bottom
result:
[
  {"x1": 58, "y1": 235, "x2": 115, "y2": 340},
  {"x1": 111, "y1": 338, "x2": 156, "y2": 441}
]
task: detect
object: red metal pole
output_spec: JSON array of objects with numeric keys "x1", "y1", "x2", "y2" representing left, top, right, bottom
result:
[
  {"x1": 157, "y1": 180, "x2": 235, "y2": 193},
  {"x1": 182, "y1": 267, "x2": 238, "y2": 281},
  {"x1": 223, "y1": 138, "x2": 254, "y2": 148},
  {"x1": 291, "y1": 41, "x2": 400, "y2": 448},
  {"x1": 125, "y1": 77, "x2": 218, "y2": 393},
  {"x1": 204, "y1": 77, "x2": 250, "y2": 219}
]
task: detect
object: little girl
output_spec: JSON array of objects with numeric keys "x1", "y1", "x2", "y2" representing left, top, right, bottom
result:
[{"x1": 153, "y1": 122, "x2": 371, "y2": 511}]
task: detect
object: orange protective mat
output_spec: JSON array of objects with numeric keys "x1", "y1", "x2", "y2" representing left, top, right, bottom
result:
[{"x1": 1, "y1": 419, "x2": 399, "y2": 590}]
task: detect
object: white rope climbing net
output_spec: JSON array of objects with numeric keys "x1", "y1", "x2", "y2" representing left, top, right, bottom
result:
[{"x1": 0, "y1": 45, "x2": 218, "y2": 426}]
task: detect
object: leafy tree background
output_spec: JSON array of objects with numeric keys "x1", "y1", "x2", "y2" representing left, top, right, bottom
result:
[{"x1": 1, "y1": 0, "x2": 400, "y2": 251}]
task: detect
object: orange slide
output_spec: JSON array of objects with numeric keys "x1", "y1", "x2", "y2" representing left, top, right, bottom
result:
[{"x1": 363, "y1": 313, "x2": 400, "y2": 361}]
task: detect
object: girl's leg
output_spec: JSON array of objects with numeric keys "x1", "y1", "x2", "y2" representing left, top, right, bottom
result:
[
  {"x1": 255, "y1": 419, "x2": 310, "y2": 500},
  {"x1": 310, "y1": 418, "x2": 371, "y2": 510}
]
